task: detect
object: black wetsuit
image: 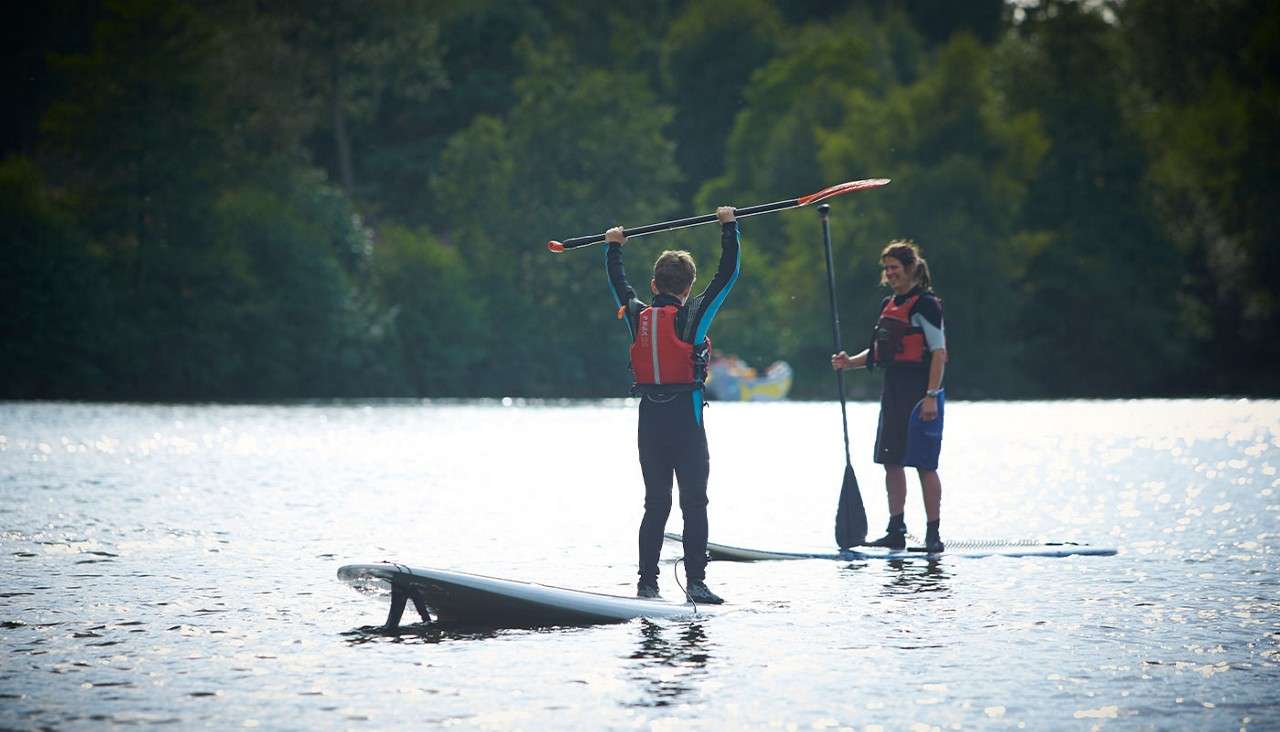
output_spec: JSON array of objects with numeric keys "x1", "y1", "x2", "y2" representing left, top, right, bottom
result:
[
  {"x1": 867, "y1": 287, "x2": 945, "y2": 466},
  {"x1": 606, "y1": 222, "x2": 741, "y2": 583}
]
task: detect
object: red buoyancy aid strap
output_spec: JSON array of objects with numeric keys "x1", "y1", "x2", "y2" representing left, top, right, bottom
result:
[{"x1": 880, "y1": 293, "x2": 921, "y2": 323}]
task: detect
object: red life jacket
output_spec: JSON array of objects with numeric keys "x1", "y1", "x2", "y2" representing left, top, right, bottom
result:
[
  {"x1": 873, "y1": 294, "x2": 927, "y2": 366},
  {"x1": 630, "y1": 305, "x2": 710, "y2": 390}
]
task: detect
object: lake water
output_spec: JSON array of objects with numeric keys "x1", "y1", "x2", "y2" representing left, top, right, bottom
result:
[{"x1": 1, "y1": 399, "x2": 1277, "y2": 730}]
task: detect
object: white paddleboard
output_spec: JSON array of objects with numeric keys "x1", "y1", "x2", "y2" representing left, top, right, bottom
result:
[
  {"x1": 664, "y1": 533, "x2": 1117, "y2": 560},
  {"x1": 338, "y1": 563, "x2": 712, "y2": 627}
]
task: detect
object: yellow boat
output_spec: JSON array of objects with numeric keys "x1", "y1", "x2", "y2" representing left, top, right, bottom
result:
[{"x1": 705, "y1": 356, "x2": 793, "y2": 401}]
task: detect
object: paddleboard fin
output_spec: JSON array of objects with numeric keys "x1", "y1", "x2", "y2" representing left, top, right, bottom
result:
[
  {"x1": 385, "y1": 584, "x2": 432, "y2": 630},
  {"x1": 386, "y1": 586, "x2": 408, "y2": 629}
]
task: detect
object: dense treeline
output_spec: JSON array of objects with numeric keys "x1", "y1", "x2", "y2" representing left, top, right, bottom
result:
[{"x1": 4, "y1": 0, "x2": 1277, "y2": 400}]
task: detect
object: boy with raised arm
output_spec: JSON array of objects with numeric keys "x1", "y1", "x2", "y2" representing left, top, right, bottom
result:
[{"x1": 605, "y1": 206, "x2": 740, "y2": 603}]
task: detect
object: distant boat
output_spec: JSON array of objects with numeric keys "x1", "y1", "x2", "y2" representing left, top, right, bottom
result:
[{"x1": 705, "y1": 356, "x2": 793, "y2": 401}]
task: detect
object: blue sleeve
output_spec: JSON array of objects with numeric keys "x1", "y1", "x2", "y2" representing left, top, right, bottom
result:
[{"x1": 686, "y1": 222, "x2": 741, "y2": 342}]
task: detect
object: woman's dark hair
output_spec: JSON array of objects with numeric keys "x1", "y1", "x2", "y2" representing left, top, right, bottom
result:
[{"x1": 880, "y1": 239, "x2": 932, "y2": 291}]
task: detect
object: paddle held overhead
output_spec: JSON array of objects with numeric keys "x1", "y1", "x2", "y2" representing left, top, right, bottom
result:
[{"x1": 546, "y1": 178, "x2": 890, "y2": 253}]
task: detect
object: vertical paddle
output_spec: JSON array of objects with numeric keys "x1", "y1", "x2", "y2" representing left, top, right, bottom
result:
[{"x1": 819, "y1": 203, "x2": 868, "y2": 549}]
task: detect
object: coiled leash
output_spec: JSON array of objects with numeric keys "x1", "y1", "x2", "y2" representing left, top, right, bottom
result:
[{"x1": 904, "y1": 534, "x2": 1047, "y2": 548}]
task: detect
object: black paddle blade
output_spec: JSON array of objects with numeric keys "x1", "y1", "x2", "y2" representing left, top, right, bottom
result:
[{"x1": 834, "y1": 463, "x2": 867, "y2": 549}]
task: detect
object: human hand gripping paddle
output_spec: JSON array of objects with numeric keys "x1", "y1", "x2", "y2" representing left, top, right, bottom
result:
[
  {"x1": 546, "y1": 178, "x2": 890, "y2": 252},
  {"x1": 819, "y1": 203, "x2": 869, "y2": 550}
]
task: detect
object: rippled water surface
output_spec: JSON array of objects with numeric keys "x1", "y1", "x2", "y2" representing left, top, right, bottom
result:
[{"x1": 1, "y1": 399, "x2": 1277, "y2": 730}]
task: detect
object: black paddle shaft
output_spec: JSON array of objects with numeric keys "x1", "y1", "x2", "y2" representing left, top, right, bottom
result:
[
  {"x1": 820, "y1": 203, "x2": 868, "y2": 549},
  {"x1": 552, "y1": 198, "x2": 798, "y2": 251},
  {"x1": 818, "y1": 204, "x2": 852, "y2": 466}
]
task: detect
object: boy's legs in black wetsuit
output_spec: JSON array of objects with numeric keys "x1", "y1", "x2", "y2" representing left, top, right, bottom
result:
[
  {"x1": 637, "y1": 395, "x2": 710, "y2": 584},
  {"x1": 636, "y1": 442, "x2": 674, "y2": 584}
]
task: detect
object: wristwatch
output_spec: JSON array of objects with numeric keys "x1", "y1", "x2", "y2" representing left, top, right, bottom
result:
[{"x1": 926, "y1": 388, "x2": 943, "y2": 398}]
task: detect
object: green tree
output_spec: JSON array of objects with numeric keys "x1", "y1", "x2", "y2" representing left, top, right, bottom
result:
[
  {"x1": 4, "y1": 1, "x2": 103, "y2": 160},
  {"x1": 432, "y1": 40, "x2": 681, "y2": 396},
  {"x1": 893, "y1": 0, "x2": 1006, "y2": 46},
  {"x1": 1121, "y1": 0, "x2": 1280, "y2": 394},
  {"x1": 244, "y1": 0, "x2": 447, "y2": 210},
  {"x1": 660, "y1": 0, "x2": 785, "y2": 204},
  {"x1": 35, "y1": 0, "x2": 388, "y2": 399},
  {"x1": 209, "y1": 169, "x2": 384, "y2": 398},
  {"x1": 0, "y1": 157, "x2": 113, "y2": 398},
  {"x1": 396, "y1": 1, "x2": 551, "y2": 226},
  {"x1": 38, "y1": 0, "x2": 239, "y2": 397},
  {"x1": 41, "y1": 0, "x2": 225, "y2": 293},
  {"x1": 13, "y1": 0, "x2": 1271, "y2": 401},
  {"x1": 997, "y1": 0, "x2": 1190, "y2": 396},
  {"x1": 373, "y1": 226, "x2": 486, "y2": 396}
]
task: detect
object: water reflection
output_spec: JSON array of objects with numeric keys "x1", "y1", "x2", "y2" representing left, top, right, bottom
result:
[
  {"x1": 625, "y1": 619, "x2": 711, "y2": 708},
  {"x1": 341, "y1": 621, "x2": 500, "y2": 646},
  {"x1": 839, "y1": 558, "x2": 953, "y2": 598},
  {"x1": 879, "y1": 559, "x2": 952, "y2": 598},
  {"x1": 341, "y1": 618, "x2": 605, "y2": 646}
]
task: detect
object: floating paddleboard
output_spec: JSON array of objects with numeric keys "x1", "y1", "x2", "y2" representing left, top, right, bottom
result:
[
  {"x1": 664, "y1": 533, "x2": 1117, "y2": 560},
  {"x1": 338, "y1": 563, "x2": 711, "y2": 628}
]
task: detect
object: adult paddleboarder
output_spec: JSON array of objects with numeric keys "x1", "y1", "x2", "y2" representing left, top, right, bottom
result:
[{"x1": 832, "y1": 240, "x2": 948, "y2": 553}]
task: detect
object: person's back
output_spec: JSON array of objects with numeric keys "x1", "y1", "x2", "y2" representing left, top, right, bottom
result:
[{"x1": 604, "y1": 207, "x2": 740, "y2": 603}]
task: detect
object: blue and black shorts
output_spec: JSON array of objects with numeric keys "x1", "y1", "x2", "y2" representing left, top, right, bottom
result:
[{"x1": 873, "y1": 366, "x2": 943, "y2": 470}]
